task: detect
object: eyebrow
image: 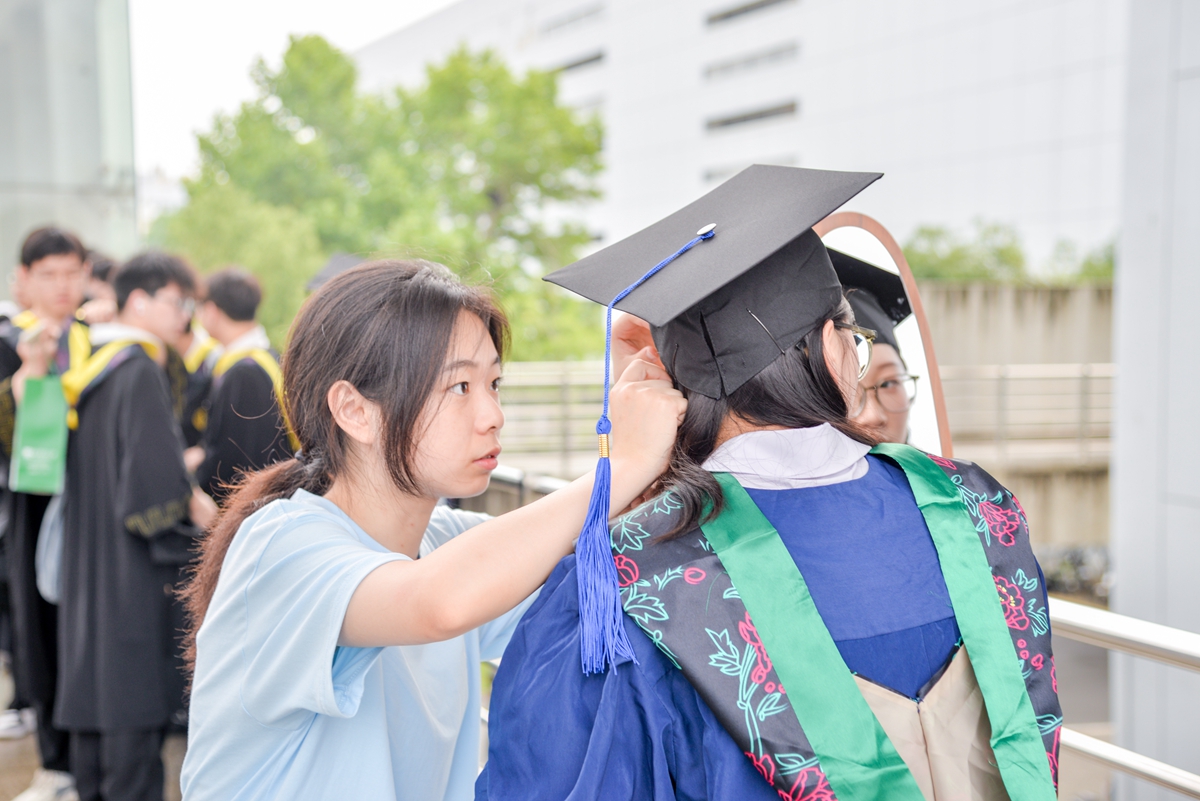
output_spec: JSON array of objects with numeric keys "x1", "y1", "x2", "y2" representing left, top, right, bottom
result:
[{"x1": 442, "y1": 356, "x2": 501, "y2": 372}]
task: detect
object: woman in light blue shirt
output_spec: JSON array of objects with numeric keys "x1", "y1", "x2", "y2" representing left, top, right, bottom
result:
[{"x1": 178, "y1": 260, "x2": 685, "y2": 801}]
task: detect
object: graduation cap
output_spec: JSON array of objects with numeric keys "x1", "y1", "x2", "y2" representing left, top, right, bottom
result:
[
  {"x1": 306, "y1": 253, "x2": 365, "y2": 292},
  {"x1": 829, "y1": 249, "x2": 912, "y2": 354},
  {"x1": 544, "y1": 165, "x2": 882, "y2": 674},
  {"x1": 548, "y1": 165, "x2": 882, "y2": 399}
]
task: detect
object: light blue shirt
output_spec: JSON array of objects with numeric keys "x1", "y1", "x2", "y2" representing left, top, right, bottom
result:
[{"x1": 181, "y1": 490, "x2": 535, "y2": 801}]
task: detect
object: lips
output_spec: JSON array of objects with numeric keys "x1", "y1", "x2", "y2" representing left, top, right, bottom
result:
[{"x1": 474, "y1": 449, "x2": 501, "y2": 470}]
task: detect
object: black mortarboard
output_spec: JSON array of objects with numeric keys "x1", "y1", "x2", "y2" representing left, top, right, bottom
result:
[
  {"x1": 545, "y1": 165, "x2": 883, "y2": 676},
  {"x1": 546, "y1": 165, "x2": 882, "y2": 399},
  {"x1": 829, "y1": 249, "x2": 912, "y2": 354}
]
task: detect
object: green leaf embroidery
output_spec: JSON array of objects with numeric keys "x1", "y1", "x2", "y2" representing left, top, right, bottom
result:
[
  {"x1": 706, "y1": 628, "x2": 742, "y2": 676},
  {"x1": 611, "y1": 517, "x2": 653, "y2": 553},
  {"x1": 651, "y1": 491, "x2": 682, "y2": 516},
  {"x1": 775, "y1": 753, "x2": 819, "y2": 776},
  {"x1": 756, "y1": 692, "x2": 787, "y2": 721},
  {"x1": 623, "y1": 586, "x2": 668, "y2": 626},
  {"x1": 722, "y1": 585, "x2": 741, "y2": 600},
  {"x1": 654, "y1": 566, "x2": 683, "y2": 591}
]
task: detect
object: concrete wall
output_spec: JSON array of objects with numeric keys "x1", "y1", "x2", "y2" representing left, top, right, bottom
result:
[
  {"x1": 920, "y1": 283, "x2": 1113, "y2": 557},
  {"x1": 1111, "y1": 1, "x2": 1200, "y2": 796},
  {"x1": 920, "y1": 283, "x2": 1112, "y2": 366},
  {"x1": 0, "y1": 0, "x2": 137, "y2": 283}
]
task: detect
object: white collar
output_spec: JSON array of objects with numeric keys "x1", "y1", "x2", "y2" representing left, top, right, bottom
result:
[
  {"x1": 224, "y1": 325, "x2": 271, "y2": 353},
  {"x1": 701, "y1": 423, "x2": 871, "y2": 490},
  {"x1": 89, "y1": 322, "x2": 163, "y2": 351}
]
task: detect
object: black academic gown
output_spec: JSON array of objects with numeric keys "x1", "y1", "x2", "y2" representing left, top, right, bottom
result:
[
  {"x1": 0, "y1": 320, "x2": 75, "y2": 771},
  {"x1": 54, "y1": 348, "x2": 193, "y2": 732},
  {"x1": 195, "y1": 358, "x2": 290, "y2": 503}
]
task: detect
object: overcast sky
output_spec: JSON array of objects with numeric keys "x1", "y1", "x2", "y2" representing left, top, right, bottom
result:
[{"x1": 128, "y1": 0, "x2": 459, "y2": 181}]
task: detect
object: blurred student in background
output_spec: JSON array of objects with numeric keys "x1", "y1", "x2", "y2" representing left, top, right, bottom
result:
[
  {"x1": 0, "y1": 227, "x2": 91, "y2": 801},
  {"x1": 54, "y1": 252, "x2": 216, "y2": 801},
  {"x1": 185, "y1": 268, "x2": 289, "y2": 504}
]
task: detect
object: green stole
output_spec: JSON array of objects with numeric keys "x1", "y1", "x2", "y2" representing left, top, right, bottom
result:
[{"x1": 699, "y1": 443, "x2": 1056, "y2": 800}]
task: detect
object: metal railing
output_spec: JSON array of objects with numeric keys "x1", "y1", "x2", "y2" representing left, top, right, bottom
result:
[
  {"x1": 491, "y1": 362, "x2": 1115, "y2": 476},
  {"x1": 941, "y1": 363, "x2": 1114, "y2": 444},
  {"x1": 472, "y1": 472, "x2": 1200, "y2": 797},
  {"x1": 1049, "y1": 598, "x2": 1200, "y2": 797}
]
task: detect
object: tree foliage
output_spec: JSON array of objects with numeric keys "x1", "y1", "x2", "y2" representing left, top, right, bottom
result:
[
  {"x1": 903, "y1": 221, "x2": 1027, "y2": 282},
  {"x1": 904, "y1": 220, "x2": 1115, "y2": 284},
  {"x1": 159, "y1": 35, "x2": 604, "y2": 357}
]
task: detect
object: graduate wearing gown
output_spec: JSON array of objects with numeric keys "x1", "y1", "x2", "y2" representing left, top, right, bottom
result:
[
  {"x1": 0, "y1": 227, "x2": 93, "y2": 796},
  {"x1": 479, "y1": 166, "x2": 1061, "y2": 801},
  {"x1": 194, "y1": 332, "x2": 290, "y2": 503},
  {"x1": 56, "y1": 255, "x2": 209, "y2": 801},
  {"x1": 179, "y1": 325, "x2": 220, "y2": 449},
  {"x1": 191, "y1": 269, "x2": 291, "y2": 504}
]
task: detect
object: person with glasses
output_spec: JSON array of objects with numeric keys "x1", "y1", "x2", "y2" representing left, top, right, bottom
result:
[
  {"x1": 478, "y1": 166, "x2": 1060, "y2": 801},
  {"x1": 830, "y1": 250, "x2": 921, "y2": 445},
  {"x1": 0, "y1": 226, "x2": 92, "y2": 801},
  {"x1": 54, "y1": 252, "x2": 218, "y2": 801}
]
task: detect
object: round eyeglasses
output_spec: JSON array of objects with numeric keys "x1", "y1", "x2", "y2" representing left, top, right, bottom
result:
[
  {"x1": 849, "y1": 374, "x2": 921, "y2": 418},
  {"x1": 834, "y1": 323, "x2": 876, "y2": 381}
]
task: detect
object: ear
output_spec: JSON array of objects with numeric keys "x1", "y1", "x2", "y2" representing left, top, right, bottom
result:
[
  {"x1": 822, "y1": 319, "x2": 858, "y2": 400},
  {"x1": 126, "y1": 288, "x2": 149, "y2": 313},
  {"x1": 327, "y1": 380, "x2": 378, "y2": 447},
  {"x1": 821, "y1": 319, "x2": 841, "y2": 376}
]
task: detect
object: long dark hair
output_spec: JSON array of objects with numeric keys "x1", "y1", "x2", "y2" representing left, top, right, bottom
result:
[
  {"x1": 180, "y1": 260, "x2": 508, "y2": 671},
  {"x1": 658, "y1": 299, "x2": 877, "y2": 537}
]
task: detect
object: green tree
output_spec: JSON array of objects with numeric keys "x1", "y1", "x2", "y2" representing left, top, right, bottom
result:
[
  {"x1": 162, "y1": 36, "x2": 604, "y2": 359},
  {"x1": 154, "y1": 182, "x2": 321, "y2": 345},
  {"x1": 903, "y1": 220, "x2": 1027, "y2": 282}
]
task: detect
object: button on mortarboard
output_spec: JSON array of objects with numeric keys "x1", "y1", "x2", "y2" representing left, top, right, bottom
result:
[
  {"x1": 830, "y1": 249, "x2": 912, "y2": 354},
  {"x1": 546, "y1": 165, "x2": 883, "y2": 398}
]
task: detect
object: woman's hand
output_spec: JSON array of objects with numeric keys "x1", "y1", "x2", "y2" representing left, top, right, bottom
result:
[
  {"x1": 606, "y1": 358, "x2": 686, "y2": 513},
  {"x1": 189, "y1": 486, "x2": 219, "y2": 530}
]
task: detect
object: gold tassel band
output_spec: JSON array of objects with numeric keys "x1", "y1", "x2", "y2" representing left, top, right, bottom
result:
[{"x1": 598, "y1": 433, "x2": 610, "y2": 458}]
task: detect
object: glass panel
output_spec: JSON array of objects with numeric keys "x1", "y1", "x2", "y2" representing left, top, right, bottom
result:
[{"x1": 821, "y1": 225, "x2": 944, "y2": 456}]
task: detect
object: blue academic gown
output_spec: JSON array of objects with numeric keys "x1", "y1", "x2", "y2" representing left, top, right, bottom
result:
[{"x1": 477, "y1": 457, "x2": 1043, "y2": 800}]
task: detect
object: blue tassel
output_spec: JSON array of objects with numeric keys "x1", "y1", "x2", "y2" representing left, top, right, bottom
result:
[
  {"x1": 576, "y1": 224, "x2": 716, "y2": 674},
  {"x1": 577, "y1": 417, "x2": 637, "y2": 674}
]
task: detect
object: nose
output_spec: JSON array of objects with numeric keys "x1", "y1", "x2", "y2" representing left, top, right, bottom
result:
[{"x1": 478, "y1": 391, "x2": 505, "y2": 434}]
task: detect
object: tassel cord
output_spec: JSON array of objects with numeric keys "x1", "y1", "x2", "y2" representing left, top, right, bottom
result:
[{"x1": 576, "y1": 226, "x2": 716, "y2": 675}]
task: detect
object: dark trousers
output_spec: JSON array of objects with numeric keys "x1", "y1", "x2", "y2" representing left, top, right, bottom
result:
[
  {"x1": 7, "y1": 492, "x2": 69, "y2": 772},
  {"x1": 70, "y1": 730, "x2": 165, "y2": 801}
]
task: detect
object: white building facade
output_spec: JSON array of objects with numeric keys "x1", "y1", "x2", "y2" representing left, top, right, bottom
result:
[
  {"x1": 356, "y1": 0, "x2": 1129, "y2": 269},
  {"x1": 0, "y1": 0, "x2": 137, "y2": 277}
]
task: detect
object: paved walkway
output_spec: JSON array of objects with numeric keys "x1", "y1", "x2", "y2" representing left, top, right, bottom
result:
[{"x1": 0, "y1": 735, "x2": 184, "y2": 801}]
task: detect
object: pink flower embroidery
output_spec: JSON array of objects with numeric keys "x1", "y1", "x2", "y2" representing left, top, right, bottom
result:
[
  {"x1": 1051, "y1": 656, "x2": 1057, "y2": 692},
  {"x1": 929, "y1": 454, "x2": 957, "y2": 470},
  {"x1": 684, "y1": 567, "x2": 707, "y2": 585},
  {"x1": 738, "y1": 612, "x2": 773, "y2": 685},
  {"x1": 1012, "y1": 493, "x2": 1029, "y2": 522},
  {"x1": 1031, "y1": 653, "x2": 1044, "y2": 670},
  {"x1": 995, "y1": 576, "x2": 1029, "y2": 630},
  {"x1": 1047, "y1": 726, "x2": 1061, "y2": 789},
  {"x1": 979, "y1": 501, "x2": 1020, "y2": 546},
  {"x1": 778, "y1": 766, "x2": 836, "y2": 801},
  {"x1": 745, "y1": 752, "x2": 775, "y2": 786},
  {"x1": 613, "y1": 554, "x2": 638, "y2": 588}
]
